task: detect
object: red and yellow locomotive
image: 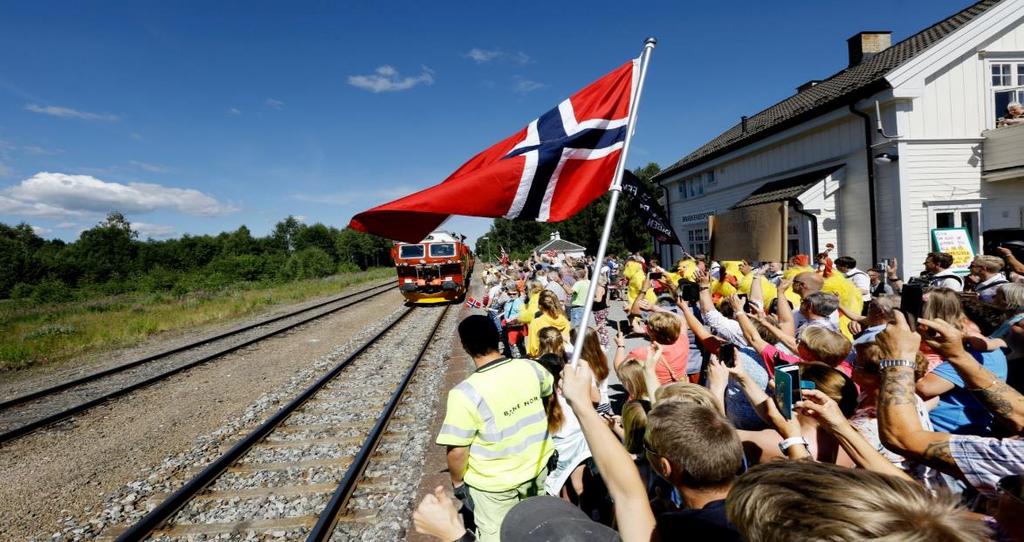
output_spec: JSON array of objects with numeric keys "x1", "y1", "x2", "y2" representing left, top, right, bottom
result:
[{"x1": 391, "y1": 230, "x2": 475, "y2": 304}]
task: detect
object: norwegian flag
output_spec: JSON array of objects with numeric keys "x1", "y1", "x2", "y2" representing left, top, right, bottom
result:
[{"x1": 349, "y1": 59, "x2": 638, "y2": 243}]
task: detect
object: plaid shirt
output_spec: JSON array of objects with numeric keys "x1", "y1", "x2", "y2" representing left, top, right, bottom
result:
[{"x1": 950, "y1": 434, "x2": 1024, "y2": 495}]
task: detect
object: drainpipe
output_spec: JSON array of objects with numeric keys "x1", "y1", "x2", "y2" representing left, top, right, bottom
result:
[{"x1": 849, "y1": 103, "x2": 879, "y2": 263}]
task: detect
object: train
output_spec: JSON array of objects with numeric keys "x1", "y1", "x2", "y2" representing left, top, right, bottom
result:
[{"x1": 391, "y1": 230, "x2": 475, "y2": 304}]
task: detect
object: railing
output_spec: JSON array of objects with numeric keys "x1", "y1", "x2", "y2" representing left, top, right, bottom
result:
[{"x1": 982, "y1": 123, "x2": 1024, "y2": 181}]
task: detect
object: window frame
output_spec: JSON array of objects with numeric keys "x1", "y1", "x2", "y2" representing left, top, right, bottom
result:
[
  {"x1": 985, "y1": 57, "x2": 1024, "y2": 129},
  {"x1": 926, "y1": 202, "x2": 983, "y2": 253}
]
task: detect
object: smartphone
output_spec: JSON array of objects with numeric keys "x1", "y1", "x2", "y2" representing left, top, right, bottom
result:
[
  {"x1": 679, "y1": 282, "x2": 700, "y2": 303},
  {"x1": 649, "y1": 271, "x2": 664, "y2": 280},
  {"x1": 900, "y1": 283, "x2": 924, "y2": 328},
  {"x1": 774, "y1": 364, "x2": 801, "y2": 420},
  {"x1": 719, "y1": 343, "x2": 736, "y2": 368}
]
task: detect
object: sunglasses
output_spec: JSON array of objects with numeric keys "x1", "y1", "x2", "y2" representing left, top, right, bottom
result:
[{"x1": 643, "y1": 440, "x2": 659, "y2": 458}]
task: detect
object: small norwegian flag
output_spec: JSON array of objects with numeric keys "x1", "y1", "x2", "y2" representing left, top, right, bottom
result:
[
  {"x1": 464, "y1": 297, "x2": 483, "y2": 309},
  {"x1": 350, "y1": 59, "x2": 638, "y2": 243}
]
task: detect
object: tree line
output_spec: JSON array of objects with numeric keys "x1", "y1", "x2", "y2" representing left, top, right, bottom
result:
[
  {"x1": 475, "y1": 163, "x2": 663, "y2": 261},
  {"x1": 0, "y1": 213, "x2": 393, "y2": 302}
]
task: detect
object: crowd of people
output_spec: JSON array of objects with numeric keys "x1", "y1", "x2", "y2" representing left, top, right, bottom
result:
[{"x1": 413, "y1": 246, "x2": 1024, "y2": 541}]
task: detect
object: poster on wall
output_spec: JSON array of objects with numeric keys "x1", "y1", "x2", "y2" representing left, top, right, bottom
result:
[
  {"x1": 709, "y1": 202, "x2": 788, "y2": 262},
  {"x1": 931, "y1": 227, "x2": 975, "y2": 275}
]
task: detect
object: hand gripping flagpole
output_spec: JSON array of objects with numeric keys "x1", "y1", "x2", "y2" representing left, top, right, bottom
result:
[{"x1": 570, "y1": 37, "x2": 656, "y2": 368}]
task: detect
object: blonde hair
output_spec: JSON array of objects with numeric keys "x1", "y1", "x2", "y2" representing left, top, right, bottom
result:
[
  {"x1": 616, "y1": 359, "x2": 649, "y2": 401},
  {"x1": 655, "y1": 382, "x2": 721, "y2": 414},
  {"x1": 575, "y1": 328, "x2": 609, "y2": 382},
  {"x1": 799, "y1": 362, "x2": 858, "y2": 417},
  {"x1": 621, "y1": 400, "x2": 648, "y2": 455},
  {"x1": 973, "y1": 255, "x2": 1005, "y2": 273},
  {"x1": 536, "y1": 326, "x2": 566, "y2": 359},
  {"x1": 727, "y1": 461, "x2": 991, "y2": 542},
  {"x1": 538, "y1": 290, "x2": 564, "y2": 318},
  {"x1": 798, "y1": 326, "x2": 852, "y2": 366},
  {"x1": 923, "y1": 288, "x2": 965, "y2": 331},
  {"x1": 646, "y1": 312, "x2": 682, "y2": 345}
]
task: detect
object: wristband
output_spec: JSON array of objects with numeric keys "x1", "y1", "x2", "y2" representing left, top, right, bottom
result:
[
  {"x1": 778, "y1": 436, "x2": 809, "y2": 454},
  {"x1": 879, "y1": 359, "x2": 916, "y2": 370}
]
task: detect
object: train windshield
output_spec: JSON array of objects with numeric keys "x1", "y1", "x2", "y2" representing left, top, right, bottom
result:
[
  {"x1": 429, "y1": 243, "x2": 456, "y2": 257},
  {"x1": 399, "y1": 244, "x2": 425, "y2": 259}
]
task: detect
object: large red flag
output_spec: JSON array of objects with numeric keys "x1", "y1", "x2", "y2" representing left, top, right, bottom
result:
[{"x1": 349, "y1": 59, "x2": 638, "y2": 243}]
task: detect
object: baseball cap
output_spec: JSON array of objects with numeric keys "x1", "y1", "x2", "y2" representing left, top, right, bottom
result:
[{"x1": 500, "y1": 496, "x2": 620, "y2": 542}]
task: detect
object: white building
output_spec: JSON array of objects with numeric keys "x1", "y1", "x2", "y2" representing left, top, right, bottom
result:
[
  {"x1": 534, "y1": 231, "x2": 587, "y2": 259},
  {"x1": 655, "y1": 0, "x2": 1024, "y2": 279}
]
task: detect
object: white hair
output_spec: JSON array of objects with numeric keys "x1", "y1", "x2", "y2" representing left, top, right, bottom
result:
[{"x1": 1009, "y1": 101, "x2": 1023, "y2": 109}]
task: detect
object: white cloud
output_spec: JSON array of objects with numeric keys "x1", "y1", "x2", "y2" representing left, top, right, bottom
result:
[
  {"x1": 130, "y1": 132, "x2": 143, "y2": 141},
  {"x1": 348, "y1": 65, "x2": 435, "y2": 93},
  {"x1": 132, "y1": 222, "x2": 175, "y2": 238},
  {"x1": 30, "y1": 224, "x2": 52, "y2": 235},
  {"x1": 2, "y1": 172, "x2": 237, "y2": 218},
  {"x1": 228, "y1": 107, "x2": 241, "y2": 115},
  {"x1": 463, "y1": 48, "x2": 530, "y2": 64},
  {"x1": 293, "y1": 215, "x2": 306, "y2": 223},
  {"x1": 129, "y1": 160, "x2": 170, "y2": 173},
  {"x1": 513, "y1": 76, "x2": 545, "y2": 94},
  {"x1": 25, "y1": 103, "x2": 119, "y2": 122},
  {"x1": 264, "y1": 98, "x2": 285, "y2": 110},
  {"x1": 0, "y1": 162, "x2": 12, "y2": 178}
]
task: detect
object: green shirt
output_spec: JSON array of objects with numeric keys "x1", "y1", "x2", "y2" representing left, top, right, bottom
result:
[{"x1": 570, "y1": 279, "x2": 590, "y2": 307}]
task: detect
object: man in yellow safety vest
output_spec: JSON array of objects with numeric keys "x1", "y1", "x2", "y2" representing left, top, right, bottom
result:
[{"x1": 436, "y1": 314, "x2": 555, "y2": 541}]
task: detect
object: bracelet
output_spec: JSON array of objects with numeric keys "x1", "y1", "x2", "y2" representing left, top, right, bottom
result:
[
  {"x1": 699, "y1": 286, "x2": 710, "y2": 291},
  {"x1": 879, "y1": 359, "x2": 916, "y2": 370},
  {"x1": 778, "y1": 436, "x2": 809, "y2": 454},
  {"x1": 616, "y1": 345, "x2": 625, "y2": 349}
]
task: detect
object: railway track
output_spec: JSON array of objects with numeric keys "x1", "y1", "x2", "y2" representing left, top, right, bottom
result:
[
  {"x1": 102, "y1": 304, "x2": 450, "y2": 541},
  {"x1": 0, "y1": 280, "x2": 394, "y2": 445}
]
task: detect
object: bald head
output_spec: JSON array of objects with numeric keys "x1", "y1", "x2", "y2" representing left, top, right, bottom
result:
[{"x1": 793, "y1": 271, "x2": 823, "y2": 298}]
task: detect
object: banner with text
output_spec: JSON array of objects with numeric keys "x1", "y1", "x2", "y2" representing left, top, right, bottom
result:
[
  {"x1": 622, "y1": 170, "x2": 682, "y2": 246},
  {"x1": 931, "y1": 227, "x2": 975, "y2": 275}
]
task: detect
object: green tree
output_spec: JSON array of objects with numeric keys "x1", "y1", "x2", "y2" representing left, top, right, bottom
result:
[
  {"x1": 68, "y1": 212, "x2": 140, "y2": 283},
  {"x1": 272, "y1": 216, "x2": 304, "y2": 253}
]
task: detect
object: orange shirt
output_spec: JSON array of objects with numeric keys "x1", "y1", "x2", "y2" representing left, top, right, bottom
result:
[{"x1": 629, "y1": 338, "x2": 690, "y2": 384}]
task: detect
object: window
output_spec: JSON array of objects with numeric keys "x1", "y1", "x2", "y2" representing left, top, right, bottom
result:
[
  {"x1": 399, "y1": 244, "x2": 425, "y2": 259},
  {"x1": 429, "y1": 243, "x2": 456, "y2": 257},
  {"x1": 989, "y1": 61, "x2": 1024, "y2": 125},
  {"x1": 687, "y1": 227, "x2": 709, "y2": 256},
  {"x1": 678, "y1": 176, "x2": 705, "y2": 200},
  {"x1": 929, "y1": 205, "x2": 982, "y2": 252}
]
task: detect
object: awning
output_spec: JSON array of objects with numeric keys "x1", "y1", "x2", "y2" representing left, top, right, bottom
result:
[{"x1": 732, "y1": 165, "x2": 843, "y2": 209}]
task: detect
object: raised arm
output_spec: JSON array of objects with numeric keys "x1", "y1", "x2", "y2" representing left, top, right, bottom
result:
[
  {"x1": 774, "y1": 278, "x2": 797, "y2": 337},
  {"x1": 749, "y1": 271, "x2": 765, "y2": 310},
  {"x1": 874, "y1": 313, "x2": 964, "y2": 478},
  {"x1": 679, "y1": 299, "x2": 712, "y2": 342},
  {"x1": 719, "y1": 356, "x2": 810, "y2": 460},
  {"x1": 562, "y1": 363, "x2": 657, "y2": 542},
  {"x1": 997, "y1": 247, "x2": 1024, "y2": 275},
  {"x1": 729, "y1": 294, "x2": 770, "y2": 354},
  {"x1": 695, "y1": 269, "x2": 715, "y2": 315},
  {"x1": 920, "y1": 317, "x2": 1024, "y2": 435},
  {"x1": 753, "y1": 312, "x2": 798, "y2": 353},
  {"x1": 797, "y1": 389, "x2": 912, "y2": 480}
]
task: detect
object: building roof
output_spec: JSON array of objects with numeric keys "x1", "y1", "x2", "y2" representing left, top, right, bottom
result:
[
  {"x1": 732, "y1": 165, "x2": 843, "y2": 208},
  {"x1": 535, "y1": 238, "x2": 586, "y2": 253},
  {"x1": 654, "y1": 0, "x2": 1001, "y2": 181}
]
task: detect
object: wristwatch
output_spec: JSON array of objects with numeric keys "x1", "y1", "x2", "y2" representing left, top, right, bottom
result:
[
  {"x1": 778, "y1": 436, "x2": 809, "y2": 454},
  {"x1": 879, "y1": 359, "x2": 916, "y2": 370}
]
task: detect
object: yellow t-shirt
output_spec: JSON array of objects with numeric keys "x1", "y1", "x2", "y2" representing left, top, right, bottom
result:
[{"x1": 526, "y1": 312, "x2": 570, "y2": 357}]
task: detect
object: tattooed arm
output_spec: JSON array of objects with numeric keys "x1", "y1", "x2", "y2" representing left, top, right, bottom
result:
[
  {"x1": 874, "y1": 314, "x2": 965, "y2": 479},
  {"x1": 919, "y1": 317, "x2": 1024, "y2": 435}
]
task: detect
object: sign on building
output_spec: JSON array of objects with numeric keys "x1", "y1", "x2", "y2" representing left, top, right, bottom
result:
[
  {"x1": 931, "y1": 228, "x2": 976, "y2": 275},
  {"x1": 709, "y1": 202, "x2": 788, "y2": 262}
]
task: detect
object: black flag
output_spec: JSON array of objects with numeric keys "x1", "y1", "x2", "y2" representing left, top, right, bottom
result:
[{"x1": 621, "y1": 170, "x2": 682, "y2": 246}]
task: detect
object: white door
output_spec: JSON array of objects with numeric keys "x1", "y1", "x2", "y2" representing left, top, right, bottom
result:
[{"x1": 928, "y1": 204, "x2": 982, "y2": 253}]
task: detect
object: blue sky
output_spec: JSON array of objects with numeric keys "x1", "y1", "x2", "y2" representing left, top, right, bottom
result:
[{"x1": 0, "y1": 0, "x2": 971, "y2": 243}]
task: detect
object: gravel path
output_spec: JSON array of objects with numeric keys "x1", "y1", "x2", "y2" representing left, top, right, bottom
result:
[{"x1": 0, "y1": 288, "x2": 404, "y2": 540}]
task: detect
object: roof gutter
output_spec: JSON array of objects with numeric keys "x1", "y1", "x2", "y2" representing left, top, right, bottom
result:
[{"x1": 848, "y1": 103, "x2": 879, "y2": 263}]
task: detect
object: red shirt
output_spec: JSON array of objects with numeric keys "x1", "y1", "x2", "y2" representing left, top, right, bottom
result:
[{"x1": 630, "y1": 338, "x2": 690, "y2": 384}]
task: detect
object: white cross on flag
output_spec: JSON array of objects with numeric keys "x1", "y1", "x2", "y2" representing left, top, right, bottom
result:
[{"x1": 350, "y1": 59, "x2": 638, "y2": 243}]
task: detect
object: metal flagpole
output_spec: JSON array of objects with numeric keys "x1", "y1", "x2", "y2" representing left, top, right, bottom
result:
[{"x1": 570, "y1": 37, "x2": 656, "y2": 368}]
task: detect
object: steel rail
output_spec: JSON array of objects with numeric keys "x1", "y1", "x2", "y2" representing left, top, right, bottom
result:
[
  {"x1": 0, "y1": 283, "x2": 395, "y2": 445},
  {"x1": 114, "y1": 306, "x2": 419, "y2": 542},
  {"x1": 307, "y1": 304, "x2": 450, "y2": 541},
  {"x1": 0, "y1": 280, "x2": 393, "y2": 412}
]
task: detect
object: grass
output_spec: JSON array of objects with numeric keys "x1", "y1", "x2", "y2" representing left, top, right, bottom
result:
[{"x1": 0, "y1": 268, "x2": 393, "y2": 375}]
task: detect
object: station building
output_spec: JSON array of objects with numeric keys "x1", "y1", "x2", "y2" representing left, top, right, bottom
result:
[{"x1": 655, "y1": 0, "x2": 1024, "y2": 279}]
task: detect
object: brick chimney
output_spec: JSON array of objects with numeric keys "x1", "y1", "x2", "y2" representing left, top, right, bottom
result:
[{"x1": 847, "y1": 31, "x2": 891, "y2": 67}]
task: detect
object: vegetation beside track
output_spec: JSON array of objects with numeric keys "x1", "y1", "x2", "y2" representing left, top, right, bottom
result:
[{"x1": 0, "y1": 267, "x2": 392, "y2": 374}]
